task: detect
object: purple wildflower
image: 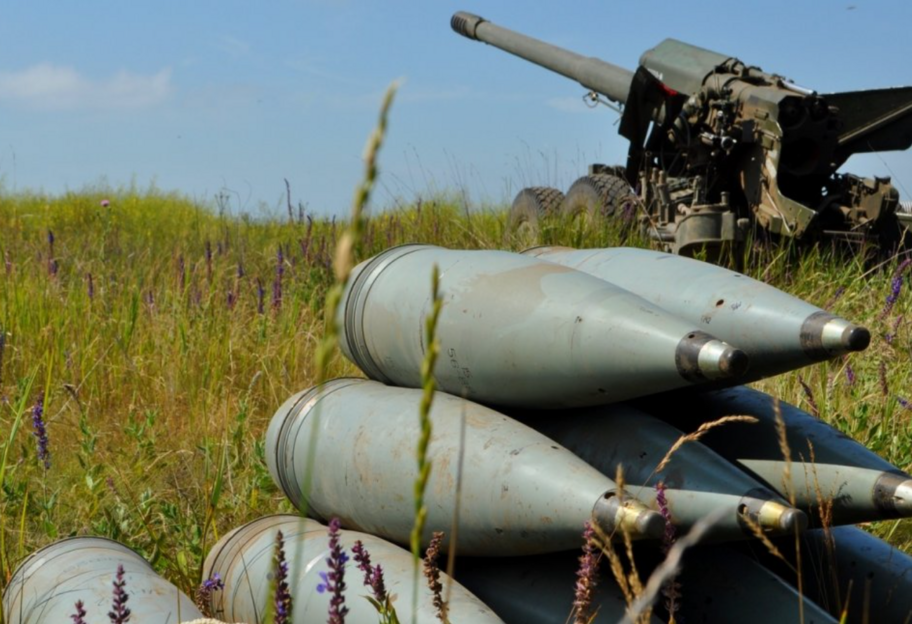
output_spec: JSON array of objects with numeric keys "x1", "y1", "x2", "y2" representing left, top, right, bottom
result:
[
  {"x1": 237, "y1": 262, "x2": 245, "y2": 279},
  {"x1": 256, "y1": 279, "x2": 265, "y2": 315},
  {"x1": 196, "y1": 573, "x2": 224, "y2": 615},
  {"x1": 87, "y1": 273, "x2": 95, "y2": 300},
  {"x1": 655, "y1": 482, "x2": 681, "y2": 618},
  {"x1": 825, "y1": 286, "x2": 846, "y2": 310},
  {"x1": 882, "y1": 259, "x2": 912, "y2": 319},
  {"x1": 899, "y1": 397, "x2": 912, "y2": 410},
  {"x1": 273, "y1": 530, "x2": 292, "y2": 624},
  {"x1": 655, "y1": 482, "x2": 676, "y2": 551},
  {"x1": 879, "y1": 361, "x2": 889, "y2": 397},
  {"x1": 300, "y1": 238, "x2": 310, "y2": 264},
  {"x1": 108, "y1": 564, "x2": 131, "y2": 623},
  {"x1": 315, "y1": 518, "x2": 349, "y2": 624},
  {"x1": 351, "y1": 540, "x2": 387, "y2": 602},
  {"x1": 205, "y1": 241, "x2": 213, "y2": 281},
  {"x1": 178, "y1": 255, "x2": 186, "y2": 292},
  {"x1": 32, "y1": 397, "x2": 50, "y2": 470},
  {"x1": 798, "y1": 375, "x2": 820, "y2": 418},
  {"x1": 573, "y1": 522, "x2": 599, "y2": 624},
  {"x1": 100, "y1": 199, "x2": 110, "y2": 208},
  {"x1": 886, "y1": 314, "x2": 903, "y2": 345},
  {"x1": 369, "y1": 565, "x2": 387, "y2": 603},
  {"x1": 71, "y1": 600, "x2": 88, "y2": 624},
  {"x1": 844, "y1": 360, "x2": 856, "y2": 386},
  {"x1": 318, "y1": 237, "x2": 328, "y2": 270},
  {"x1": 272, "y1": 278, "x2": 282, "y2": 313}
]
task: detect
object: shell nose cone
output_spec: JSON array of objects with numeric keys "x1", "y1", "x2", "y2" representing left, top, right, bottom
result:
[
  {"x1": 778, "y1": 508, "x2": 809, "y2": 533},
  {"x1": 676, "y1": 331, "x2": 750, "y2": 382},
  {"x1": 718, "y1": 347, "x2": 750, "y2": 378},
  {"x1": 843, "y1": 325, "x2": 871, "y2": 352},
  {"x1": 802, "y1": 311, "x2": 870, "y2": 359},
  {"x1": 636, "y1": 510, "x2": 667, "y2": 540},
  {"x1": 893, "y1": 480, "x2": 912, "y2": 512}
]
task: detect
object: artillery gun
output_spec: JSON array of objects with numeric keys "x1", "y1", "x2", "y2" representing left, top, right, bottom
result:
[{"x1": 451, "y1": 11, "x2": 912, "y2": 258}]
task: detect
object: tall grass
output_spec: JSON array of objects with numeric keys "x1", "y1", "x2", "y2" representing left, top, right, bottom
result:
[{"x1": 0, "y1": 181, "x2": 911, "y2": 613}]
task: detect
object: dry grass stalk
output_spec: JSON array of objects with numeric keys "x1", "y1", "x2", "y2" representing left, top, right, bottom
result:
[
  {"x1": 653, "y1": 415, "x2": 758, "y2": 475},
  {"x1": 590, "y1": 522, "x2": 645, "y2": 621},
  {"x1": 741, "y1": 513, "x2": 797, "y2": 574},
  {"x1": 622, "y1": 528, "x2": 644, "y2": 600},
  {"x1": 618, "y1": 509, "x2": 726, "y2": 624},
  {"x1": 808, "y1": 442, "x2": 841, "y2": 615},
  {"x1": 772, "y1": 397, "x2": 804, "y2": 623}
]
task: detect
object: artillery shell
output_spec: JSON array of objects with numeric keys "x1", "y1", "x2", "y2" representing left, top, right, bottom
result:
[
  {"x1": 203, "y1": 515, "x2": 504, "y2": 624},
  {"x1": 523, "y1": 405, "x2": 807, "y2": 540},
  {"x1": 2, "y1": 537, "x2": 203, "y2": 624},
  {"x1": 638, "y1": 385, "x2": 912, "y2": 524},
  {"x1": 266, "y1": 379, "x2": 665, "y2": 556},
  {"x1": 339, "y1": 245, "x2": 748, "y2": 408},
  {"x1": 524, "y1": 246, "x2": 869, "y2": 382}
]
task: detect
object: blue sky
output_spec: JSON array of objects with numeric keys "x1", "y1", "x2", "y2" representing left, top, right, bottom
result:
[{"x1": 0, "y1": 1, "x2": 910, "y2": 216}]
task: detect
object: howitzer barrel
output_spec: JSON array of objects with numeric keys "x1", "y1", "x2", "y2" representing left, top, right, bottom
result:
[{"x1": 451, "y1": 11, "x2": 633, "y2": 105}]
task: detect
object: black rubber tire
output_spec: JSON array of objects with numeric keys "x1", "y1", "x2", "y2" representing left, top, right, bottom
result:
[
  {"x1": 507, "y1": 186, "x2": 565, "y2": 241},
  {"x1": 561, "y1": 174, "x2": 637, "y2": 220}
]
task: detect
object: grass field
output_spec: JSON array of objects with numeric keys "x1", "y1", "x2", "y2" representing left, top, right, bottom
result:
[{"x1": 0, "y1": 178, "x2": 911, "y2": 620}]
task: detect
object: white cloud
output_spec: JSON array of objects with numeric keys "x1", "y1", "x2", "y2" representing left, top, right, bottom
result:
[
  {"x1": 214, "y1": 36, "x2": 250, "y2": 58},
  {"x1": 546, "y1": 95, "x2": 596, "y2": 114},
  {"x1": 0, "y1": 64, "x2": 173, "y2": 110}
]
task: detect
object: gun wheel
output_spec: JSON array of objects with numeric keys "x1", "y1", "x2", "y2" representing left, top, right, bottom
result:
[
  {"x1": 561, "y1": 174, "x2": 637, "y2": 221},
  {"x1": 506, "y1": 186, "x2": 565, "y2": 246}
]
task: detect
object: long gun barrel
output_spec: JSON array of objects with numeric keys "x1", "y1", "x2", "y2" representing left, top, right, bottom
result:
[{"x1": 451, "y1": 11, "x2": 633, "y2": 105}]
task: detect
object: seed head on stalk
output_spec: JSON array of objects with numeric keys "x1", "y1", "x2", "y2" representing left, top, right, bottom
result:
[{"x1": 423, "y1": 531, "x2": 448, "y2": 623}]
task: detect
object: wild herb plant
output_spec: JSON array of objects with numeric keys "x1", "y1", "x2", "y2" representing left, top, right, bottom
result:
[{"x1": 1, "y1": 132, "x2": 911, "y2": 621}]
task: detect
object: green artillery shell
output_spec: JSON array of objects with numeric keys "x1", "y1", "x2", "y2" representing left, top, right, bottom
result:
[
  {"x1": 523, "y1": 405, "x2": 807, "y2": 541},
  {"x1": 203, "y1": 515, "x2": 504, "y2": 624},
  {"x1": 2, "y1": 537, "x2": 203, "y2": 624},
  {"x1": 455, "y1": 553, "x2": 664, "y2": 624},
  {"x1": 524, "y1": 246, "x2": 869, "y2": 382},
  {"x1": 266, "y1": 379, "x2": 665, "y2": 556},
  {"x1": 638, "y1": 386, "x2": 912, "y2": 524},
  {"x1": 339, "y1": 245, "x2": 748, "y2": 408},
  {"x1": 675, "y1": 546, "x2": 838, "y2": 624}
]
